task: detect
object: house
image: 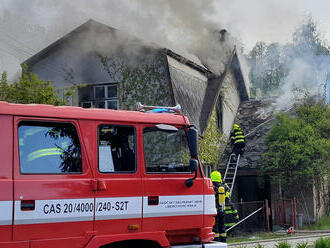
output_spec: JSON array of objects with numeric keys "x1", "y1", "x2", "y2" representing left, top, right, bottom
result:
[{"x1": 23, "y1": 19, "x2": 250, "y2": 174}]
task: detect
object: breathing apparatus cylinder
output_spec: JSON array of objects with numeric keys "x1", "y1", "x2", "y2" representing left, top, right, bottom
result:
[{"x1": 218, "y1": 186, "x2": 225, "y2": 210}]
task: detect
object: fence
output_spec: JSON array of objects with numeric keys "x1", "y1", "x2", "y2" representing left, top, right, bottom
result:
[
  {"x1": 274, "y1": 198, "x2": 297, "y2": 229},
  {"x1": 230, "y1": 200, "x2": 270, "y2": 233}
]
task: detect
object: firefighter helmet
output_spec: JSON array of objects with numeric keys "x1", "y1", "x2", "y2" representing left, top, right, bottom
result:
[
  {"x1": 233, "y1": 123, "x2": 240, "y2": 130},
  {"x1": 210, "y1": 171, "x2": 222, "y2": 183}
]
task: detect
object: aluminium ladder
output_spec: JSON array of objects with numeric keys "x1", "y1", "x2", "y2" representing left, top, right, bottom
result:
[{"x1": 223, "y1": 154, "x2": 240, "y2": 200}]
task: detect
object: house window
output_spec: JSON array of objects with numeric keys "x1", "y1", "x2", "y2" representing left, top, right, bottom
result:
[
  {"x1": 81, "y1": 83, "x2": 118, "y2": 110},
  {"x1": 82, "y1": 102, "x2": 92, "y2": 108},
  {"x1": 94, "y1": 86, "x2": 106, "y2": 99},
  {"x1": 216, "y1": 97, "x2": 223, "y2": 132},
  {"x1": 95, "y1": 101, "x2": 106, "y2": 109},
  {"x1": 106, "y1": 100, "x2": 118, "y2": 110},
  {"x1": 107, "y1": 85, "x2": 117, "y2": 98}
]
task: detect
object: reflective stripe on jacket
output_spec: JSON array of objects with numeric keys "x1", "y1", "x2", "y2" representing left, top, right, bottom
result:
[{"x1": 231, "y1": 129, "x2": 245, "y2": 144}]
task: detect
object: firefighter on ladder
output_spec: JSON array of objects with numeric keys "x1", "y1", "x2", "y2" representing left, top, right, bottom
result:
[
  {"x1": 210, "y1": 171, "x2": 228, "y2": 242},
  {"x1": 230, "y1": 123, "x2": 245, "y2": 161}
]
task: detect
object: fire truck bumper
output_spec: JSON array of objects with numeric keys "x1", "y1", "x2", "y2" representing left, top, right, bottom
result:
[{"x1": 171, "y1": 242, "x2": 227, "y2": 248}]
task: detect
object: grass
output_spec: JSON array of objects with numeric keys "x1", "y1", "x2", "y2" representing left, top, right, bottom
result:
[
  {"x1": 227, "y1": 232, "x2": 330, "y2": 248},
  {"x1": 296, "y1": 242, "x2": 308, "y2": 248},
  {"x1": 275, "y1": 241, "x2": 291, "y2": 248},
  {"x1": 227, "y1": 232, "x2": 287, "y2": 244},
  {"x1": 302, "y1": 215, "x2": 330, "y2": 230},
  {"x1": 315, "y1": 237, "x2": 330, "y2": 248}
]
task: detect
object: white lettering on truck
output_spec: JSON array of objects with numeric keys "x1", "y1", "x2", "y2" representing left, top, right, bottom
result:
[{"x1": 9, "y1": 195, "x2": 215, "y2": 225}]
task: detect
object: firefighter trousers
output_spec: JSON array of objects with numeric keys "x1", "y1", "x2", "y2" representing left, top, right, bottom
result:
[{"x1": 213, "y1": 211, "x2": 226, "y2": 242}]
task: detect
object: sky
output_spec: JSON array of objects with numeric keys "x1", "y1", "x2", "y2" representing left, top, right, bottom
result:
[
  {"x1": 1, "y1": 0, "x2": 330, "y2": 79},
  {"x1": 214, "y1": 0, "x2": 330, "y2": 50}
]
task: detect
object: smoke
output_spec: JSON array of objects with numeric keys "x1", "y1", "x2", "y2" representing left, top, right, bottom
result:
[
  {"x1": 0, "y1": 0, "x2": 235, "y2": 79},
  {"x1": 275, "y1": 54, "x2": 330, "y2": 111},
  {"x1": 1, "y1": 0, "x2": 329, "y2": 101}
]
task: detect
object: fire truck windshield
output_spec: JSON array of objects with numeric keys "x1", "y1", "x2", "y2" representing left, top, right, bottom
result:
[{"x1": 143, "y1": 126, "x2": 192, "y2": 173}]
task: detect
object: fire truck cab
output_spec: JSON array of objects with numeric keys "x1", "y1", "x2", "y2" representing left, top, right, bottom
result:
[{"x1": 0, "y1": 101, "x2": 226, "y2": 248}]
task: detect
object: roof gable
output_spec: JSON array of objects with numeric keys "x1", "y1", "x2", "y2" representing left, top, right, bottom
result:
[{"x1": 24, "y1": 19, "x2": 114, "y2": 66}]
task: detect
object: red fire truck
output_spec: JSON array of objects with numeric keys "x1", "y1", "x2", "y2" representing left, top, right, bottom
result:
[{"x1": 0, "y1": 101, "x2": 226, "y2": 248}]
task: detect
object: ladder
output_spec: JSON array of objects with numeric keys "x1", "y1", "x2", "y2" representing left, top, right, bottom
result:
[{"x1": 223, "y1": 154, "x2": 240, "y2": 200}]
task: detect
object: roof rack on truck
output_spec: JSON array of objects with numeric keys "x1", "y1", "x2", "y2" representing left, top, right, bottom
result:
[{"x1": 136, "y1": 102, "x2": 182, "y2": 113}]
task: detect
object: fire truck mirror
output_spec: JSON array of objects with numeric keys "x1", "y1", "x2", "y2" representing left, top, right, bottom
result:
[
  {"x1": 189, "y1": 159, "x2": 198, "y2": 172},
  {"x1": 188, "y1": 127, "x2": 198, "y2": 158},
  {"x1": 185, "y1": 159, "x2": 198, "y2": 187}
]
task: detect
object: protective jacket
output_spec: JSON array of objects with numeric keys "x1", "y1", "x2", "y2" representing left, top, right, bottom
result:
[
  {"x1": 224, "y1": 202, "x2": 239, "y2": 229},
  {"x1": 230, "y1": 128, "x2": 245, "y2": 145}
]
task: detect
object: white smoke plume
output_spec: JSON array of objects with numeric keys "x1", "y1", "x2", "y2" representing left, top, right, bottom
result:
[{"x1": 275, "y1": 54, "x2": 330, "y2": 111}]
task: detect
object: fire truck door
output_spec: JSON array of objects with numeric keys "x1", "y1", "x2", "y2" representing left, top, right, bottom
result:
[
  {"x1": 0, "y1": 115, "x2": 13, "y2": 243},
  {"x1": 13, "y1": 118, "x2": 94, "y2": 248},
  {"x1": 141, "y1": 125, "x2": 204, "y2": 233},
  {"x1": 93, "y1": 123, "x2": 143, "y2": 235}
]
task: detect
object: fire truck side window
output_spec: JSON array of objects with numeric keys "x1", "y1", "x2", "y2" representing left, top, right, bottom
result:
[
  {"x1": 98, "y1": 125, "x2": 136, "y2": 173},
  {"x1": 143, "y1": 127, "x2": 192, "y2": 173},
  {"x1": 18, "y1": 121, "x2": 82, "y2": 174}
]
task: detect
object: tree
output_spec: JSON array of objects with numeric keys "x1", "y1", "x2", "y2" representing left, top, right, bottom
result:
[
  {"x1": 293, "y1": 17, "x2": 330, "y2": 56},
  {"x1": 199, "y1": 109, "x2": 225, "y2": 165},
  {"x1": 261, "y1": 101, "x2": 330, "y2": 192},
  {"x1": 248, "y1": 42, "x2": 286, "y2": 96},
  {"x1": 0, "y1": 66, "x2": 76, "y2": 105},
  {"x1": 248, "y1": 17, "x2": 330, "y2": 97}
]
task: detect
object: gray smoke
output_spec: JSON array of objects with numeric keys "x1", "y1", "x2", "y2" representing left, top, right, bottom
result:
[
  {"x1": 1, "y1": 0, "x2": 237, "y2": 79},
  {"x1": 275, "y1": 55, "x2": 330, "y2": 111}
]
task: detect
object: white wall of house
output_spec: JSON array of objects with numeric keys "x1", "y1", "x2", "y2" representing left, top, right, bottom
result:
[{"x1": 221, "y1": 68, "x2": 241, "y2": 138}]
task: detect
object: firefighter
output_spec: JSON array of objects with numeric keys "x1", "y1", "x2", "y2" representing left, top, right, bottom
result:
[
  {"x1": 224, "y1": 196, "x2": 239, "y2": 230},
  {"x1": 230, "y1": 123, "x2": 245, "y2": 160},
  {"x1": 210, "y1": 171, "x2": 227, "y2": 242}
]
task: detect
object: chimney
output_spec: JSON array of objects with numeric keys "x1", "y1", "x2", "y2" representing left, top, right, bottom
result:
[{"x1": 219, "y1": 29, "x2": 227, "y2": 42}]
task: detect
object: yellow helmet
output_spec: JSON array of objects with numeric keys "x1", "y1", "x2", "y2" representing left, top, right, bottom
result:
[
  {"x1": 233, "y1": 123, "x2": 240, "y2": 130},
  {"x1": 210, "y1": 171, "x2": 222, "y2": 183}
]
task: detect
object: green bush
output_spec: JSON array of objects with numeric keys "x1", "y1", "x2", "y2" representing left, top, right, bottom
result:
[
  {"x1": 276, "y1": 241, "x2": 291, "y2": 248},
  {"x1": 315, "y1": 237, "x2": 330, "y2": 248},
  {"x1": 296, "y1": 242, "x2": 308, "y2": 248},
  {"x1": 254, "y1": 244, "x2": 264, "y2": 248}
]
